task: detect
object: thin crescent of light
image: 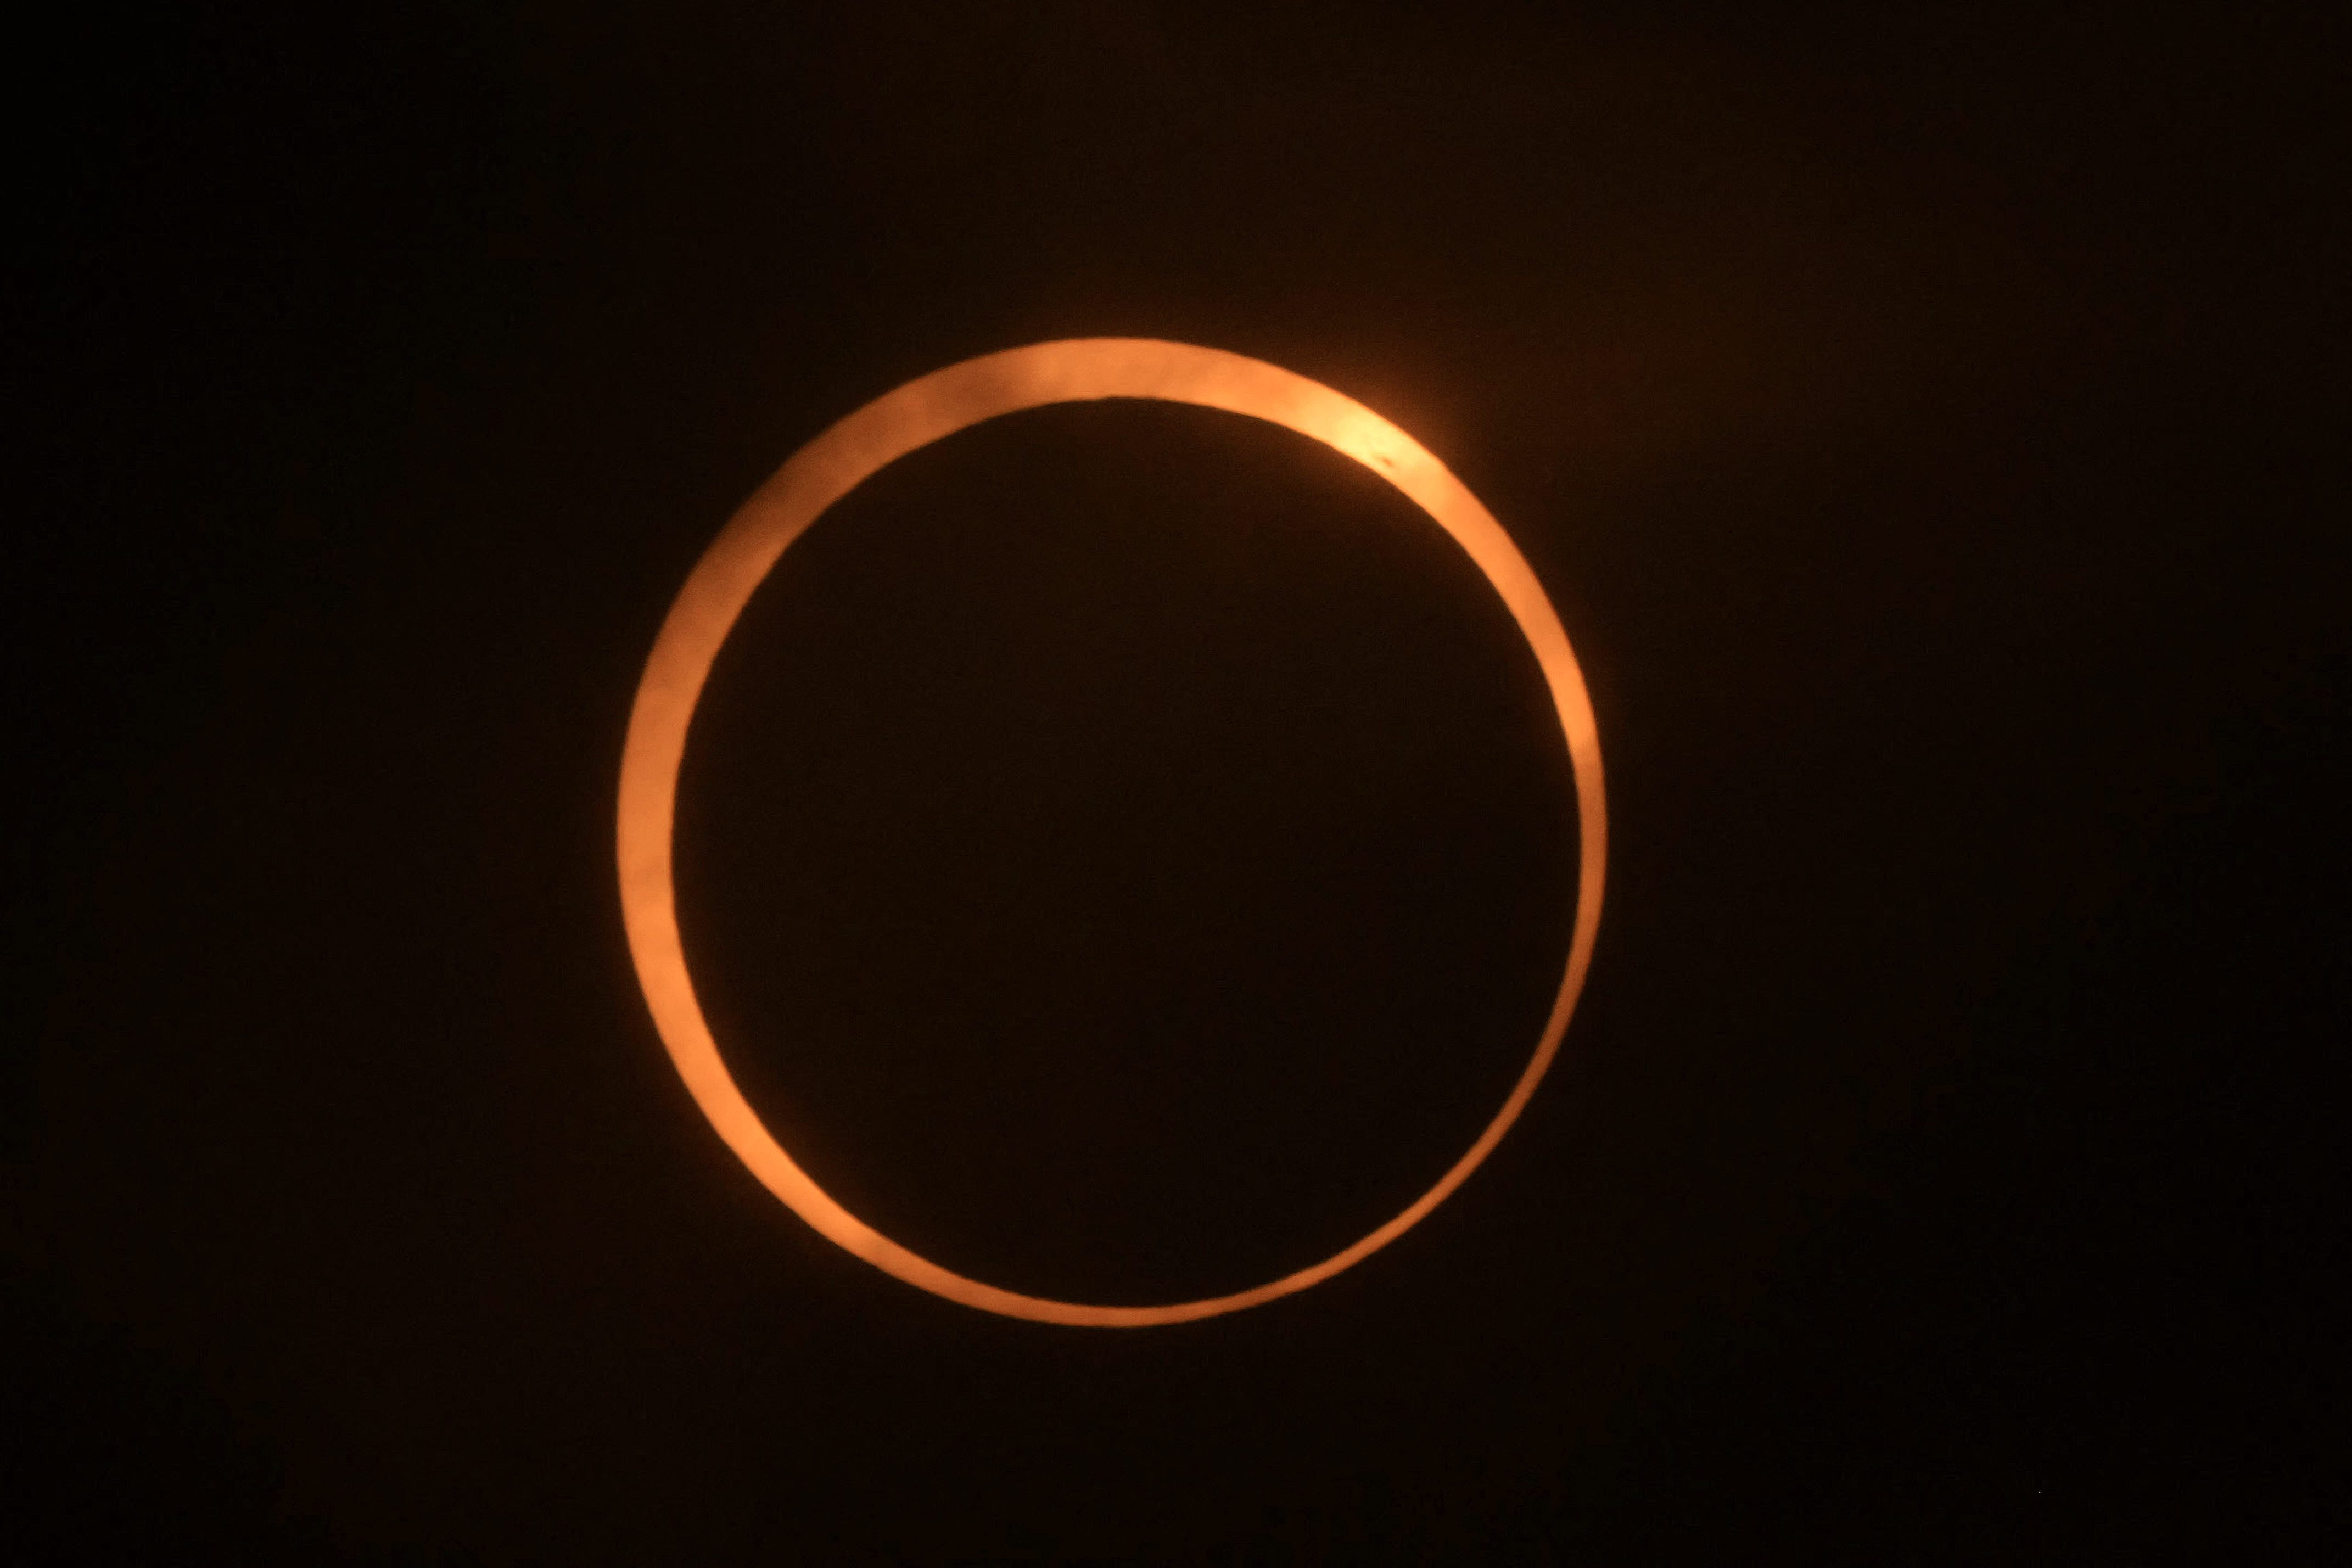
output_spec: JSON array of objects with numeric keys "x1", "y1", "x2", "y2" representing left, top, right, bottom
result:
[{"x1": 617, "y1": 338, "x2": 1606, "y2": 1327}]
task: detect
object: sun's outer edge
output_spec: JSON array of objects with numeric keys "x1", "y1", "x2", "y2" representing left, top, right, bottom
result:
[{"x1": 616, "y1": 337, "x2": 1607, "y2": 1327}]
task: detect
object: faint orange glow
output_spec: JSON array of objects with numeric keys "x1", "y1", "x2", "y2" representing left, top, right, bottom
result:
[{"x1": 618, "y1": 339, "x2": 1607, "y2": 1325}]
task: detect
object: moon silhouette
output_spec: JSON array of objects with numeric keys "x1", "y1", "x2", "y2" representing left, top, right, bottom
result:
[{"x1": 618, "y1": 338, "x2": 1606, "y2": 1325}]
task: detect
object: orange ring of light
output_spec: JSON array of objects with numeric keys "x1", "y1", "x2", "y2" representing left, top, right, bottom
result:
[{"x1": 618, "y1": 338, "x2": 1606, "y2": 1326}]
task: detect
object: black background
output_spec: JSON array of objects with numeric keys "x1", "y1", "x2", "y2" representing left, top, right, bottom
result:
[{"x1": 9, "y1": 2, "x2": 2344, "y2": 1561}]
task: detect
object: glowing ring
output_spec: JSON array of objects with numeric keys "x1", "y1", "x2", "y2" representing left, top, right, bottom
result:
[{"x1": 619, "y1": 339, "x2": 1605, "y2": 1326}]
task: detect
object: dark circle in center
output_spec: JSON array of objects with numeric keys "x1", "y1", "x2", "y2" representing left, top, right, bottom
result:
[{"x1": 674, "y1": 398, "x2": 1576, "y2": 1305}]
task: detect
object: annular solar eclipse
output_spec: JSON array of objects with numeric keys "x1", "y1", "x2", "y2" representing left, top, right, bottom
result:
[{"x1": 618, "y1": 339, "x2": 1606, "y2": 1326}]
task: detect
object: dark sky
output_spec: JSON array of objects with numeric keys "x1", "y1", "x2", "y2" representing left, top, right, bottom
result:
[{"x1": 9, "y1": 2, "x2": 2344, "y2": 1561}]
